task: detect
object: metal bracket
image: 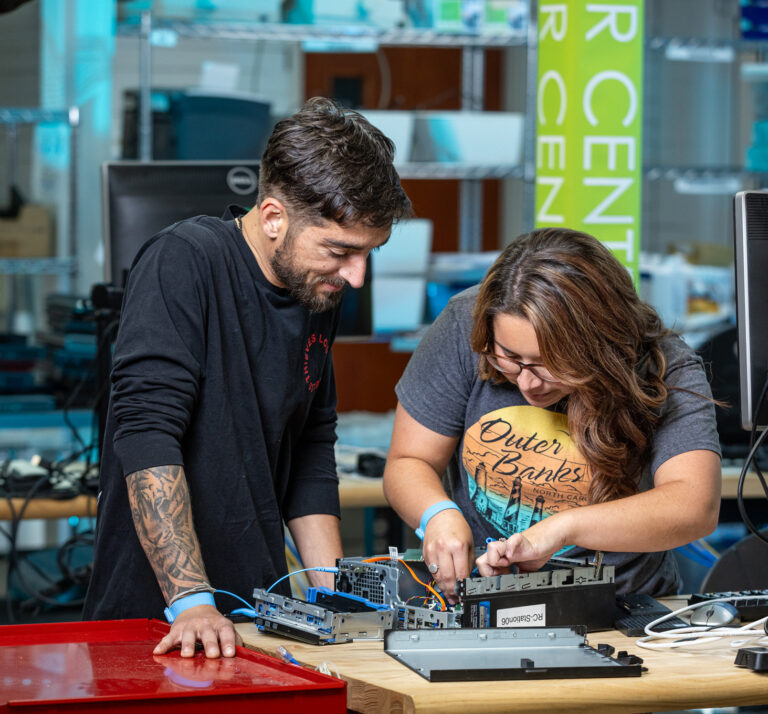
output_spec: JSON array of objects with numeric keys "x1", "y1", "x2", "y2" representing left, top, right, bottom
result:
[{"x1": 385, "y1": 627, "x2": 645, "y2": 682}]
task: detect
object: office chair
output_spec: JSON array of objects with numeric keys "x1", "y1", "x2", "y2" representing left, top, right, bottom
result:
[{"x1": 699, "y1": 529, "x2": 768, "y2": 591}]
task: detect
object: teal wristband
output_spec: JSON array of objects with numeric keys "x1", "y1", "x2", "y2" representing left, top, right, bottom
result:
[
  {"x1": 164, "y1": 592, "x2": 216, "y2": 623},
  {"x1": 415, "y1": 500, "x2": 462, "y2": 540}
]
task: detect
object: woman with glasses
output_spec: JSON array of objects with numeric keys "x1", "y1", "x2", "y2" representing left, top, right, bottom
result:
[{"x1": 382, "y1": 227, "x2": 721, "y2": 600}]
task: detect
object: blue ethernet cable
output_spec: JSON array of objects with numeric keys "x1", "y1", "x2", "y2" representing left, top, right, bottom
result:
[
  {"x1": 266, "y1": 567, "x2": 340, "y2": 593},
  {"x1": 215, "y1": 588, "x2": 257, "y2": 618}
]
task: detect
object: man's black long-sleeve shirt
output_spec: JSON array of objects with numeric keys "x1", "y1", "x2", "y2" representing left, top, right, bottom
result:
[{"x1": 83, "y1": 206, "x2": 341, "y2": 620}]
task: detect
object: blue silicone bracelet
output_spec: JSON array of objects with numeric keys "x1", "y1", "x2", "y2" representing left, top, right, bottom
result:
[
  {"x1": 415, "y1": 500, "x2": 462, "y2": 540},
  {"x1": 164, "y1": 591, "x2": 216, "y2": 623}
]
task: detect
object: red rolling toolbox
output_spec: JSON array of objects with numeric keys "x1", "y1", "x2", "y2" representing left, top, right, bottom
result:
[{"x1": 0, "y1": 618, "x2": 345, "y2": 712}]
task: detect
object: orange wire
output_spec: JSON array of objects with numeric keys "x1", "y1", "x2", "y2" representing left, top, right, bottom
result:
[{"x1": 363, "y1": 556, "x2": 447, "y2": 611}]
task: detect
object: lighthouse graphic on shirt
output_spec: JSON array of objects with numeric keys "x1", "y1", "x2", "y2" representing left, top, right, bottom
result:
[{"x1": 463, "y1": 405, "x2": 590, "y2": 538}]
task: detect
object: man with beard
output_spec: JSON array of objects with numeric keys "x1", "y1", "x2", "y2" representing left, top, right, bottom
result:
[{"x1": 83, "y1": 98, "x2": 412, "y2": 657}]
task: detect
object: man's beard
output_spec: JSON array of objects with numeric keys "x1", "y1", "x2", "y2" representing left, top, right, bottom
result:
[{"x1": 271, "y1": 242, "x2": 347, "y2": 313}]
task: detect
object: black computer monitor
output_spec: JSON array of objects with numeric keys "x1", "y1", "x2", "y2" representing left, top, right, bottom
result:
[
  {"x1": 101, "y1": 160, "x2": 372, "y2": 339},
  {"x1": 733, "y1": 190, "x2": 768, "y2": 431}
]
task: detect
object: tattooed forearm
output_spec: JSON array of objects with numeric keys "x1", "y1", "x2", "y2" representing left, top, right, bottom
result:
[{"x1": 126, "y1": 465, "x2": 209, "y2": 604}]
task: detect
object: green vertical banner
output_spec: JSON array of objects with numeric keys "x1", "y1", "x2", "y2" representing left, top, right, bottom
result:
[{"x1": 535, "y1": 2, "x2": 644, "y2": 283}]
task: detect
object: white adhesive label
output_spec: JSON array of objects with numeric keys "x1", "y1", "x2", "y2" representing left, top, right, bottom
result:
[{"x1": 496, "y1": 603, "x2": 546, "y2": 628}]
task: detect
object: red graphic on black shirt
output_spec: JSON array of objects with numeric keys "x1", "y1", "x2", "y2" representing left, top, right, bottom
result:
[{"x1": 303, "y1": 332, "x2": 329, "y2": 392}]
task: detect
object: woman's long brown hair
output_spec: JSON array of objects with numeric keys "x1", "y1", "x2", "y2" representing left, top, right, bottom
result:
[{"x1": 470, "y1": 228, "x2": 669, "y2": 504}]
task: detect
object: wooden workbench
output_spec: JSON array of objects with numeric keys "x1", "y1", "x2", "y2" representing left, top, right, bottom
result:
[
  {"x1": 721, "y1": 463, "x2": 767, "y2": 499},
  {"x1": 0, "y1": 464, "x2": 760, "y2": 521},
  {"x1": 341, "y1": 465, "x2": 762, "y2": 502},
  {"x1": 0, "y1": 475, "x2": 388, "y2": 522},
  {"x1": 236, "y1": 620, "x2": 768, "y2": 713},
  {"x1": 0, "y1": 493, "x2": 98, "y2": 521}
]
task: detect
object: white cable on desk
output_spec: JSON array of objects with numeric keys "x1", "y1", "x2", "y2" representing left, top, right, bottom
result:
[{"x1": 636, "y1": 595, "x2": 768, "y2": 650}]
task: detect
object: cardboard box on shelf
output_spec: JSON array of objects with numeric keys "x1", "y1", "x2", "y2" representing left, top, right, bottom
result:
[{"x1": 0, "y1": 204, "x2": 54, "y2": 258}]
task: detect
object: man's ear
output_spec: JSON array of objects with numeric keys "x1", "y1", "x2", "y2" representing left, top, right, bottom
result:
[{"x1": 259, "y1": 197, "x2": 286, "y2": 240}]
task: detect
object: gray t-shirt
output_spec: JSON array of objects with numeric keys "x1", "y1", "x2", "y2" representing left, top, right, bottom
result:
[{"x1": 396, "y1": 285, "x2": 721, "y2": 595}]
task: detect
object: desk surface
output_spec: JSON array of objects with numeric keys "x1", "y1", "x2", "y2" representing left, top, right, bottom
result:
[
  {"x1": 0, "y1": 493, "x2": 98, "y2": 521},
  {"x1": 0, "y1": 477, "x2": 385, "y2": 521},
  {"x1": 237, "y1": 621, "x2": 768, "y2": 714},
  {"x1": 349, "y1": 467, "x2": 759, "y2": 502},
  {"x1": 0, "y1": 465, "x2": 760, "y2": 521},
  {"x1": 722, "y1": 464, "x2": 766, "y2": 499}
]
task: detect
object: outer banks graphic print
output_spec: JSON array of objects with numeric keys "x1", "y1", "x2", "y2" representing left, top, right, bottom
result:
[{"x1": 463, "y1": 405, "x2": 590, "y2": 542}]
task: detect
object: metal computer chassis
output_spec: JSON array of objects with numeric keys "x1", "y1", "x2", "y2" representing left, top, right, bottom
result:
[
  {"x1": 385, "y1": 626, "x2": 644, "y2": 682},
  {"x1": 459, "y1": 563, "x2": 617, "y2": 631},
  {"x1": 253, "y1": 556, "x2": 460, "y2": 645},
  {"x1": 252, "y1": 587, "x2": 393, "y2": 645},
  {"x1": 394, "y1": 603, "x2": 460, "y2": 629},
  {"x1": 460, "y1": 561, "x2": 615, "y2": 597},
  {"x1": 336, "y1": 556, "x2": 460, "y2": 629},
  {"x1": 335, "y1": 557, "x2": 402, "y2": 606}
]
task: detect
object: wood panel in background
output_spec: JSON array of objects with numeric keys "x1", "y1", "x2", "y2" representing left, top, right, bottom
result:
[
  {"x1": 304, "y1": 47, "x2": 502, "y2": 113},
  {"x1": 333, "y1": 342, "x2": 411, "y2": 413},
  {"x1": 400, "y1": 177, "x2": 501, "y2": 252},
  {"x1": 308, "y1": 47, "x2": 504, "y2": 411}
]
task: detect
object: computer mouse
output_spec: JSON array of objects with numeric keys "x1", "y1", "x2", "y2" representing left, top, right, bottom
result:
[{"x1": 689, "y1": 601, "x2": 740, "y2": 627}]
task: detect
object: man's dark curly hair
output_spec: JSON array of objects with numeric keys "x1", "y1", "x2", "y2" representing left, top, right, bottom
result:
[{"x1": 258, "y1": 97, "x2": 412, "y2": 229}]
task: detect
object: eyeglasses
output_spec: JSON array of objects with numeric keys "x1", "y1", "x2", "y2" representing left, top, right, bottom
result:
[{"x1": 483, "y1": 352, "x2": 559, "y2": 383}]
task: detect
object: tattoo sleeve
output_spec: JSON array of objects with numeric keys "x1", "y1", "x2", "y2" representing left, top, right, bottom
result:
[{"x1": 126, "y1": 465, "x2": 209, "y2": 604}]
